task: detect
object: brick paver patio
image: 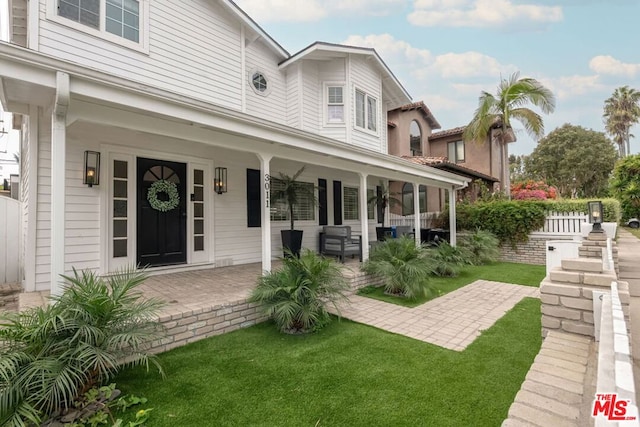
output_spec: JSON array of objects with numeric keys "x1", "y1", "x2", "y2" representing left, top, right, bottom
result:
[{"x1": 335, "y1": 279, "x2": 539, "y2": 351}]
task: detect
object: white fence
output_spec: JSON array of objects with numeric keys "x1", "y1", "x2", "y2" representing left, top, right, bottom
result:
[
  {"x1": 0, "y1": 196, "x2": 21, "y2": 284},
  {"x1": 389, "y1": 212, "x2": 439, "y2": 230},
  {"x1": 536, "y1": 211, "x2": 587, "y2": 235}
]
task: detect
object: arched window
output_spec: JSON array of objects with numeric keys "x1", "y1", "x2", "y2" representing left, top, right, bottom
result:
[
  {"x1": 403, "y1": 183, "x2": 428, "y2": 215},
  {"x1": 410, "y1": 120, "x2": 422, "y2": 156}
]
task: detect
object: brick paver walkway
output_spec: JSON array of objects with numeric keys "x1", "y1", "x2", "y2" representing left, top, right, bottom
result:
[{"x1": 335, "y1": 280, "x2": 539, "y2": 351}]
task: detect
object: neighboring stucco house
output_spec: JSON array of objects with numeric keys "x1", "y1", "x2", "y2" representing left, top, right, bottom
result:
[
  {"x1": 387, "y1": 103, "x2": 499, "y2": 216},
  {"x1": 0, "y1": 0, "x2": 469, "y2": 294}
]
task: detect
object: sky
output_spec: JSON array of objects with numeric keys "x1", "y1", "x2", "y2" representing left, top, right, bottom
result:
[{"x1": 235, "y1": 0, "x2": 640, "y2": 157}]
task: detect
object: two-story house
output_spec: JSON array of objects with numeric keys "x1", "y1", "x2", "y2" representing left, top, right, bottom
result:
[{"x1": 1, "y1": 0, "x2": 469, "y2": 295}]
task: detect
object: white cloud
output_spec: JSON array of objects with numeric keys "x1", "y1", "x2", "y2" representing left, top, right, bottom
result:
[
  {"x1": 432, "y1": 52, "x2": 514, "y2": 78},
  {"x1": 234, "y1": 0, "x2": 404, "y2": 23},
  {"x1": 408, "y1": 0, "x2": 563, "y2": 29},
  {"x1": 342, "y1": 34, "x2": 432, "y2": 65},
  {"x1": 589, "y1": 55, "x2": 640, "y2": 78}
]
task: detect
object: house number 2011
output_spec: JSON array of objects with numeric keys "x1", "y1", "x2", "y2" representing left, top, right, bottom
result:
[{"x1": 264, "y1": 174, "x2": 271, "y2": 208}]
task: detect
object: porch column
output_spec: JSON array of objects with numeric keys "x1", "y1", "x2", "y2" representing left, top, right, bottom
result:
[
  {"x1": 413, "y1": 182, "x2": 421, "y2": 246},
  {"x1": 358, "y1": 172, "x2": 369, "y2": 261},
  {"x1": 51, "y1": 72, "x2": 70, "y2": 296},
  {"x1": 258, "y1": 153, "x2": 272, "y2": 272},
  {"x1": 449, "y1": 187, "x2": 457, "y2": 246}
]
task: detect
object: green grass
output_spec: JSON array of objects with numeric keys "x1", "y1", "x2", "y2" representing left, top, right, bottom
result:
[
  {"x1": 116, "y1": 298, "x2": 541, "y2": 427},
  {"x1": 358, "y1": 262, "x2": 546, "y2": 308}
]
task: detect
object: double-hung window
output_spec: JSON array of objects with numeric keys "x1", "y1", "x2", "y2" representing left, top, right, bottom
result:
[
  {"x1": 327, "y1": 86, "x2": 344, "y2": 123},
  {"x1": 51, "y1": 0, "x2": 146, "y2": 49},
  {"x1": 355, "y1": 89, "x2": 377, "y2": 133}
]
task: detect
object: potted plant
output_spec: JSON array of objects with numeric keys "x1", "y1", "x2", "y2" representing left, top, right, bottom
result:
[
  {"x1": 367, "y1": 180, "x2": 401, "y2": 241},
  {"x1": 271, "y1": 166, "x2": 316, "y2": 257}
]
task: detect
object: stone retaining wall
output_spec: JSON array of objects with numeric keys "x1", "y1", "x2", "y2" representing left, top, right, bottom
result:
[{"x1": 150, "y1": 271, "x2": 382, "y2": 354}]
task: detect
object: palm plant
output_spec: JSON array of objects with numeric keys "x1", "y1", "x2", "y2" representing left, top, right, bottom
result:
[
  {"x1": 0, "y1": 267, "x2": 165, "y2": 427},
  {"x1": 464, "y1": 72, "x2": 556, "y2": 196},
  {"x1": 249, "y1": 249, "x2": 349, "y2": 334},
  {"x1": 426, "y1": 241, "x2": 471, "y2": 277},
  {"x1": 362, "y1": 236, "x2": 432, "y2": 299},
  {"x1": 604, "y1": 86, "x2": 640, "y2": 157},
  {"x1": 367, "y1": 180, "x2": 401, "y2": 227},
  {"x1": 459, "y1": 229, "x2": 501, "y2": 265}
]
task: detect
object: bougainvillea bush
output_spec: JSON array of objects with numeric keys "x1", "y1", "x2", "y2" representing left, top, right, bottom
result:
[{"x1": 511, "y1": 181, "x2": 558, "y2": 200}]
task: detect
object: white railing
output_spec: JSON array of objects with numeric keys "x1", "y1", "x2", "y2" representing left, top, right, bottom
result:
[
  {"x1": 388, "y1": 212, "x2": 439, "y2": 230},
  {"x1": 0, "y1": 196, "x2": 21, "y2": 284},
  {"x1": 536, "y1": 211, "x2": 587, "y2": 235}
]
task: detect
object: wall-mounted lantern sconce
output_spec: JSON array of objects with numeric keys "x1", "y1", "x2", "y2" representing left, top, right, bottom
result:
[
  {"x1": 83, "y1": 151, "x2": 100, "y2": 187},
  {"x1": 215, "y1": 167, "x2": 227, "y2": 194},
  {"x1": 587, "y1": 200, "x2": 603, "y2": 233}
]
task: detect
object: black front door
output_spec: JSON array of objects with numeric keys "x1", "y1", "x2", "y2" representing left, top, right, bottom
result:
[{"x1": 137, "y1": 157, "x2": 187, "y2": 267}]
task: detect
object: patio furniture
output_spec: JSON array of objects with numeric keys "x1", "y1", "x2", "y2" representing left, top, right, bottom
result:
[
  {"x1": 319, "y1": 226, "x2": 363, "y2": 263},
  {"x1": 395, "y1": 226, "x2": 414, "y2": 238}
]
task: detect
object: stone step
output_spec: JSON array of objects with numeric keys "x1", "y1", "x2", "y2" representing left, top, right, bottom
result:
[{"x1": 561, "y1": 258, "x2": 603, "y2": 273}]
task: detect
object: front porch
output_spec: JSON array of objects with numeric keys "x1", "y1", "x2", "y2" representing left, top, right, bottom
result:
[{"x1": 18, "y1": 258, "x2": 373, "y2": 353}]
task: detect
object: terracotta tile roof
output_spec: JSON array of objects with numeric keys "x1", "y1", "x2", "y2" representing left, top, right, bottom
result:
[
  {"x1": 429, "y1": 126, "x2": 466, "y2": 139},
  {"x1": 402, "y1": 156, "x2": 499, "y2": 182},
  {"x1": 390, "y1": 101, "x2": 441, "y2": 130}
]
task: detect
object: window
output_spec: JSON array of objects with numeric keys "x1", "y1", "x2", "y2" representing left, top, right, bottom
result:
[
  {"x1": 410, "y1": 120, "x2": 422, "y2": 156},
  {"x1": 402, "y1": 183, "x2": 427, "y2": 215},
  {"x1": 448, "y1": 140, "x2": 465, "y2": 163},
  {"x1": 355, "y1": 89, "x2": 377, "y2": 132},
  {"x1": 59, "y1": 0, "x2": 99, "y2": 28},
  {"x1": 50, "y1": 0, "x2": 146, "y2": 49},
  {"x1": 270, "y1": 179, "x2": 315, "y2": 221},
  {"x1": 106, "y1": 0, "x2": 140, "y2": 42},
  {"x1": 344, "y1": 187, "x2": 359, "y2": 221},
  {"x1": 112, "y1": 159, "x2": 128, "y2": 258},
  {"x1": 327, "y1": 86, "x2": 344, "y2": 123},
  {"x1": 252, "y1": 72, "x2": 267, "y2": 92},
  {"x1": 367, "y1": 189, "x2": 375, "y2": 220}
]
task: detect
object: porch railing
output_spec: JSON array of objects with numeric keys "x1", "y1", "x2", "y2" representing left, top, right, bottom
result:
[{"x1": 388, "y1": 212, "x2": 439, "y2": 230}]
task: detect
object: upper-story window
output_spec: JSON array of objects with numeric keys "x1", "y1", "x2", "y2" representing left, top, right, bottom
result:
[
  {"x1": 355, "y1": 89, "x2": 377, "y2": 133},
  {"x1": 326, "y1": 85, "x2": 344, "y2": 124},
  {"x1": 448, "y1": 140, "x2": 465, "y2": 163},
  {"x1": 50, "y1": 0, "x2": 147, "y2": 50},
  {"x1": 410, "y1": 120, "x2": 422, "y2": 156},
  {"x1": 249, "y1": 69, "x2": 271, "y2": 96}
]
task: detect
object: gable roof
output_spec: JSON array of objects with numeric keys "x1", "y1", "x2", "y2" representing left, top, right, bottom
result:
[
  {"x1": 390, "y1": 101, "x2": 441, "y2": 130},
  {"x1": 219, "y1": 0, "x2": 289, "y2": 60},
  {"x1": 402, "y1": 156, "x2": 499, "y2": 183},
  {"x1": 279, "y1": 42, "x2": 412, "y2": 107}
]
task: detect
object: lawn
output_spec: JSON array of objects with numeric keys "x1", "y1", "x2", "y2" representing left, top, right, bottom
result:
[
  {"x1": 116, "y1": 298, "x2": 541, "y2": 427},
  {"x1": 358, "y1": 262, "x2": 545, "y2": 307}
]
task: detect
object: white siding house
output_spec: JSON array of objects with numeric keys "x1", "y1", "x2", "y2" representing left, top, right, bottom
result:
[{"x1": 1, "y1": 0, "x2": 469, "y2": 294}]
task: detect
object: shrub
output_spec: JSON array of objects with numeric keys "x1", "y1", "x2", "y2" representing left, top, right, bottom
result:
[
  {"x1": 455, "y1": 201, "x2": 547, "y2": 246},
  {"x1": 511, "y1": 181, "x2": 558, "y2": 200},
  {"x1": 610, "y1": 155, "x2": 640, "y2": 221},
  {"x1": 425, "y1": 241, "x2": 471, "y2": 277},
  {"x1": 0, "y1": 267, "x2": 165, "y2": 427},
  {"x1": 249, "y1": 249, "x2": 349, "y2": 334},
  {"x1": 362, "y1": 236, "x2": 433, "y2": 300},
  {"x1": 459, "y1": 229, "x2": 501, "y2": 265}
]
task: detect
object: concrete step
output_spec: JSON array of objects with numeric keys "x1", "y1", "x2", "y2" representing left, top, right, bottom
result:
[{"x1": 561, "y1": 258, "x2": 603, "y2": 273}]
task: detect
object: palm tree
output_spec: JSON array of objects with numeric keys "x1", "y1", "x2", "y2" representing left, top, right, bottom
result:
[
  {"x1": 463, "y1": 72, "x2": 555, "y2": 196},
  {"x1": 604, "y1": 86, "x2": 640, "y2": 157}
]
